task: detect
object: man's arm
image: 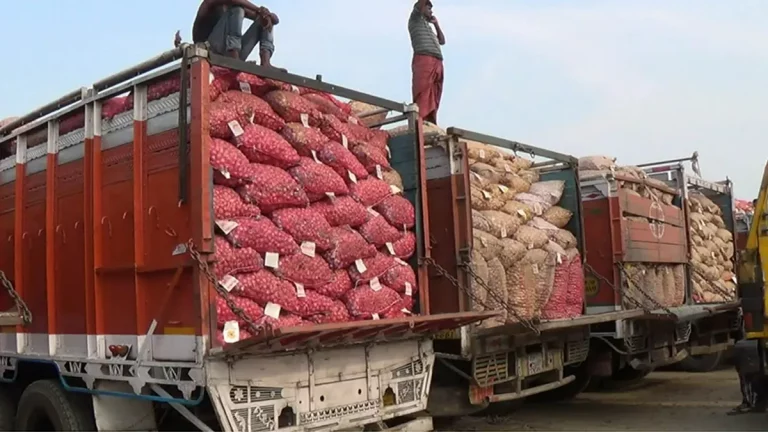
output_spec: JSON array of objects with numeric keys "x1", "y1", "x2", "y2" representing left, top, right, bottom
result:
[{"x1": 432, "y1": 17, "x2": 445, "y2": 45}]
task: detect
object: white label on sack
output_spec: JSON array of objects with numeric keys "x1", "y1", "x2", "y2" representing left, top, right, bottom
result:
[
  {"x1": 501, "y1": 227, "x2": 508, "y2": 238},
  {"x1": 228, "y1": 120, "x2": 244, "y2": 137},
  {"x1": 348, "y1": 116, "x2": 359, "y2": 125},
  {"x1": 376, "y1": 165, "x2": 384, "y2": 179},
  {"x1": 209, "y1": 72, "x2": 215, "y2": 84},
  {"x1": 401, "y1": 308, "x2": 412, "y2": 314},
  {"x1": 219, "y1": 168, "x2": 231, "y2": 179},
  {"x1": 372, "y1": 313, "x2": 380, "y2": 320},
  {"x1": 517, "y1": 209, "x2": 526, "y2": 217},
  {"x1": 216, "y1": 220, "x2": 239, "y2": 235},
  {"x1": 367, "y1": 208, "x2": 381, "y2": 218},
  {"x1": 498, "y1": 185, "x2": 509, "y2": 193},
  {"x1": 223, "y1": 321, "x2": 240, "y2": 344},
  {"x1": 395, "y1": 258, "x2": 408, "y2": 266},
  {"x1": 482, "y1": 190, "x2": 492, "y2": 200},
  {"x1": 471, "y1": 172, "x2": 482, "y2": 181},
  {"x1": 556, "y1": 253, "x2": 563, "y2": 264},
  {"x1": 311, "y1": 150, "x2": 320, "y2": 163},
  {"x1": 264, "y1": 252, "x2": 280, "y2": 269},
  {"x1": 355, "y1": 259, "x2": 368, "y2": 274},
  {"x1": 386, "y1": 146, "x2": 392, "y2": 158},
  {"x1": 172, "y1": 243, "x2": 187, "y2": 256},
  {"x1": 219, "y1": 275, "x2": 239, "y2": 292},
  {"x1": 295, "y1": 282, "x2": 306, "y2": 298},
  {"x1": 301, "y1": 241, "x2": 316, "y2": 258},
  {"x1": 532, "y1": 263, "x2": 539, "y2": 274},
  {"x1": 326, "y1": 192, "x2": 336, "y2": 199},
  {"x1": 239, "y1": 81, "x2": 252, "y2": 93},
  {"x1": 249, "y1": 111, "x2": 255, "y2": 124},
  {"x1": 290, "y1": 85, "x2": 300, "y2": 93},
  {"x1": 342, "y1": 134, "x2": 349, "y2": 148},
  {"x1": 348, "y1": 170, "x2": 358, "y2": 183},
  {"x1": 405, "y1": 282, "x2": 413, "y2": 296},
  {"x1": 732, "y1": 275, "x2": 738, "y2": 283},
  {"x1": 479, "y1": 150, "x2": 486, "y2": 159},
  {"x1": 264, "y1": 302, "x2": 281, "y2": 319},
  {"x1": 386, "y1": 242, "x2": 396, "y2": 255},
  {"x1": 370, "y1": 277, "x2": 382, "y2": 291},
  {"x1": 300, "y1": 113, "x2": 310, "y2": 127},
  {"x1": 504, "y1": 165, "x2": 512, "y2": 173},
  {"x1": 390, "y1": 185, "x2": 402, "y2": 194}
]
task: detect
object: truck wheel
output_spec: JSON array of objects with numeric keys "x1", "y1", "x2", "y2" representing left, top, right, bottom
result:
[
  {"x1": 15, "y1": 380, "x2": 96, "y2": 431},
  {"x1": 679, "y1": 352, "x2": 724, "y2": 373},
  {"x1": 599, "y1": 366, "x2": 651, "y2": 391},
  {"x1": 0, "y1": 389, "x2": 17, "y2": 430},
  {"x1": 529, "y1": 363, "x2": 591, "y2": 402}
]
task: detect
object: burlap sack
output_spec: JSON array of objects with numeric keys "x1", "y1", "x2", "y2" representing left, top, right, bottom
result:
[
  {"x1": 553, "y1": 229, "x2": 578, "y2": 250},
  {"x1": 518, "y1": 169, "x2": 540, "y2": 184},
  {"x1": 473, "y1": 229, "x2": 502, "y2": 260},
  {"x1": 472, "y1": 209, "x2": 493, "y2": 233},
  {"x1": 660, "y1": 266, "x2": 676, "y2": 307},
  {"x1": 514, "y1": 192, "x2": 550, "y2": 215},
  {"x1": 528, "y1": 217, "x2": 561, "y2": 236},
  {"x1": 542, "y1": 206, "x2": 573, "y2": 229},
  {"x1": 715, "y1": 228, "x2": 733, "y2": 243},
  {"x1": 381, "y1": 169, "x2": 404, "y2": 191},
  {"x1": 544, "y1": 240, "x2": 567, "y2": 257},
  {"x1": 466, "y1": 141, "x2": 500, "y2": 163},
  {"x1": 496, "y1": 238, "x2": 527, "y2": 268},
  {"x1": 471, "y1": 185, "x2": 505, "y2": 211},
  {"x1": 501, "y1": 200, "x2": 535, "y2": 223},
  {"x1": 469, "y1": 250, "x2": 489, "y2": 313},
  {"x1": 470, "y1": 162, "x2": 502, "y2": 184},
  {"x1": 514, "y1": 226, "x2": 550, "y2": 250},
  {"x1": 503, "y1": 155, "x2": 534, "y2": 171},
  {"x1": 349, "y1": 101, "x2": 389, "y2": 128},
  {"x1": 480, "y1": 210, "x2": 522, "y2": 239},
  {"x1": 689, "y1": 191, "x2": 721, "y2": 215},
  {"x1": 672, "y1": 264, "x2": 686, "y2": 306},
  {"x1": 480, "y1": 257, "x2": 508, "y2": 327},
  {"x1": 579, "y1": 155, "x2": 616, "y2": 171},
  {"x1": 521, "y1": 249, "x2": 557, "y2": 316},
  {"x1": 469, "y1": 171, "x2": 492, "y2": 189},
  {"x1": 529, "y1": 180, "x2": 566, "y2": 206}
]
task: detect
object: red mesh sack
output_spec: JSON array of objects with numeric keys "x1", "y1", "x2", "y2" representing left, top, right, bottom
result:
[
  {"x1": 367, "y1": 130, "x2": 390, "y2": 150},
  {"x1": 303, "y1": 93, "x2": 347, "y2": 120},
  {"x1": 319, "y1": 114, "x2": 361, "y2": 145},
  {"x1": 352, "y1": 144, "x2": 391, "y2": 173},
  {"x1": 382, "y1": 292, "x2": 415, "y2": 318},
  {"x1": 216, "y1": 294, "x2": 264, "y2": 328},
  {"x1": 350, "y1": 178, "x2": 392, "y2": 207},
  {"x1": 345, "y1": 121, "x2": 375, "y2": 142},
  {"x1": 263, "y1": 90, "x2": 323, "y2": 126},
  {"x1": 380, "y1": 263, "x2": 417, "y2": 294},
  {"x1": 289, "y1": 158, "x2": 349, "y2": 201},
  {"x1": 237, "y1": 163, "x2": 309, "y2": 213},
  {"x1": 102, "y1": 96, "x2": 128, "y2": 119},
  {"x1": 317, "y1": 141, "x2": 369, "y2": 182},
  {"x1": 359, "y1": 215, "x2": 404, "y2": 246},
  {"x1": 566, "y1": 253, "x2": 585, "y2": 317},
  {"x1": 386, "y1": 232, "x2": 416, "y2": 260},
  {"x1": 233, "y1": 123, "x2": 301, "y2": 169},
  {"x1": 314, "y1": 269, "x2": 354, "y2": 299},
  {"x1": 273, "y1": 253, "x2": 333, "y2": 288},
  {"x1": 311, "y1": 196, "x2": 370, "y2": 227},
  {"x1": 301, "y1": 90, "x2": 352, "y2": 115},
  {"x1": 214, "y1": 185, "x2": 261, "y2": 219},
  {"x1": 213, "y1": 235, "x2": 263, "y2": 279},
  {"x1": 271, "y1": 207, "x2": 333, "y2": 250},
  {"x1": 125, "y1": 76, "x2": 181, "y2": 112},
  {"x1": 209, "y1": 100, "x2": 252, "y2": 140},
  {"x1": 323, "y1": 227, "x2": 377, "y2": 270},
  {"x1": 348, "y1": 253, "x2": 397, "y2": 284},
  {"x1": 209, "y1": 67, "x2": 236, "y2": 101},
  {"x1": 211, "y1": 138, "x2": 251, "y2": 187},
  {"x1": 542, "y1": 260, "x2": 570, "y2": 320},
  {"x1": 218, "y1": 91, "x2": 286, "y2": 131},
  {"x1": 306, "y1": 300, "x2": 350, "y2": 324},
  {"x1": 233, "y1": 72, "x2": 271, "y2": 96},
  {"x1": 344, "y1": 284, "x2": 401, "y2": 319},
  {"x1": 280, "y1": 123, "x2": 328, "y2": 156},
  {"x1": 374, "y1": 195, "x2": 415, "y2": 229},
  {"x1": 223, "y1": 217, "x2": 299, "y2": 255},
  {"x1": 235, "y1": 271, "x2": 337, "y2": 318}
]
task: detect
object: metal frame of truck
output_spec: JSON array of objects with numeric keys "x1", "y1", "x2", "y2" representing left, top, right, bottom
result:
[
  {"x1": 418, "y1": 128, "x2": 643, "y2": 415},
  {"x1": 0, "y1": 44, "x2": 492, "y2": 431}
]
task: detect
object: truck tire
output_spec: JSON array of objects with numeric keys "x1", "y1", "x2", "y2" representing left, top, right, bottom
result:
[
  {"x1": 529, "y1": 363, "x2": 591, "y2": 402},
  {"x1": 0, "y1": 390, "x2": 17, "y2": 430},
  {"x1": 15, "y1": 380, "x2": 96, "y2": 431},
  {"x1": 678, "y1": 352, "x2": 724, "y2": 373},
  {"x1": 599, "y1": 366, "x2": 651, "y2": 391}
]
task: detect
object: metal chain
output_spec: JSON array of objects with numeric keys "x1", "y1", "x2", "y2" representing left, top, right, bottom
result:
[
  {"x1": 0, "y1": 271, "x2": 32, "y2": 324},
  {"x1": 186, "y1": 240, "x2": 264, "y2": 337},
  {"x1": 422, "y1": 257, "x2": 540, "y2": 335},
  {"x1": 584, "y1": 263, "x2": 650, "y2": 313},
  {"x1": 617, "y1": 265, "x2": 675, "y2": 316}
]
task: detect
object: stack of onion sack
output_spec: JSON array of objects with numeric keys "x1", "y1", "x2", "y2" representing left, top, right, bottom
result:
[
  {"x1": 687, "y1": 191, "x2": 736, "y2": 303},
  {"x1": 579, "y1": 156, "x2": 687, "y2": 309},
  {"x1": 205, "y1": 72, "x2": 420, "y2": 346},
  {"x1": 465, "y1": 142, "x2": 583, "y2": 325}
]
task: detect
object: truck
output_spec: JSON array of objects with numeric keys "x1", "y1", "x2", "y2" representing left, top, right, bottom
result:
[
  {"x1": 0, "y1": 45, "x2": 493, "y2": 431},
  {"x1": 413, "y1": 129, "x2": 645, "y2": 416},
  {"x1": 579, "y1": 155, "x2": 740, "y2": 388}
]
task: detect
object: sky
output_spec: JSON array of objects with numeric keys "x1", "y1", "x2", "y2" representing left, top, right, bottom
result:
[{"x1": 1, "y1": 0, "x2": 766, "y2": 197}]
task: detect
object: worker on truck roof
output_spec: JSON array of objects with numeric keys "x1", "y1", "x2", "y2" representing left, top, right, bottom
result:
[
  {"x1": 192, "y1": 0, "x2": 284, "y2": 70},
  {"x1": 409, "y1": 0, "x2": 445, "y2": 124}
]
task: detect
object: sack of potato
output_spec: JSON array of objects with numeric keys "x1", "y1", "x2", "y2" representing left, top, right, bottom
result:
[
  {"x1": 578, "y1": 155, "x2": 675, "y2": 204},
  {"x1": 466, "y1": 142, "x2": 580, "y2": 323},
  {"x1": 687, "y1": 191, "x2": 736, "y2": 303},
  {"x1": 621, "y1": 263, "x2": 685, "y2": 310}
]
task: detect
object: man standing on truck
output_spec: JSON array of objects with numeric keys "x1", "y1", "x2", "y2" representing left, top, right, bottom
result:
[
  {"x1": 409, "y1": 0, "x2": 446, "y2": 124},
  {"x1": 192, "y1": 0, "x2": 284, "y2": 70}
]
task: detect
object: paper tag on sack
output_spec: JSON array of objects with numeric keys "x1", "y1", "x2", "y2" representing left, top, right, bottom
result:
[
  {"x1": 390, "y1": 185, "x2": 402, "y2": 194},
  {"x1": 222, "y1": 321, "x2": 240, "y2": 344},
  {"x1": 376, "y1": 165, "x2": 384, "y2": 179},
  {"x1": 219, "y1": 275, "x2": 239, "y2": 293},
  {"x1": 500, "y1": 227, "x2": 507, "y2": 238},
  {"x1": 556, "y1": 253, "x2": 563, "y2": 264},
  {"x1": 732, "y1": 275, "x2": 738, "y2": 284},
  {"x1": 367, "y1": 208, "x2": 381, "y2": 218},
  {"x1": 355, "y1": 259, "x2": 368, "y2": 274},
  {"x1": 395, "y1": 258, "x2": 408, "y2": 266},
  {"x1": 215, "y1": 220, "x2": 239, "y2": 235},
  {"x1": 300, "y1": 113, "x2": 310, "y2": 128},
  {"x1": 264, "y1": 252, "x2": 280, "y2": 269},
  {"x1": 264, "y1": 302, "x2": 281, "y2": 319},
  {"x1": 209, "y1": 73, "x2": 215, "y2": 84},
  {"x1": 300, "y1": 241, "x2": 316, "y2": 258},
  {"x1": 341, "y1": 134, "x2": 349, "y2": 148},
  {"x1": 372, "y1": 313, "x2": 380, "y2": 320},
  {"x1": 294, "y1": 282, "x2": 306, "y2": 298},
  {"x1": 401, "y1": 308, "x2": 413, "y2": 315},
  {"x1": 348, "y1": 170, "x2": 358, "y2": 183},
  {"x1": 348, "y1": 116, "x2": 359, "y2": 125},
  {"x1": 219, "y1": 168, "x2": 231, "y2": 180},
  {"x1": 405, "y1": 282, "x2": 413, "y2": 296},
  {"x1": 479, "y1": 237, "x2": 488, "y2": 247},
  {"x1": 482, "y1": 190, "x2": 492, "y2": 200},
  {"x1": 370, "y1": 277, "x2": 382, "y2": 291},
  {"x1": 239, "y1": 81, "x2": 252, "y2": 93},
  {"x1": 498, "y1": 185, "x2": 509, "y2": 194},
  {"x1": 290, "y1": 85, "x2": 300, "y2": 93},
  {"x1": 386, "y1": 146, "x2": 392, "y2": 159},
  {"x1": 532, "y1": 263, "x2": 539, "y2": 274},
  {"x1": 311, "y1": 150, "x2": 320, "y2": 163},
  {"x1": 479, "y1": 150, "x2": 486, "y2": 159},
  {"x1": 386, "y1": 242, "x2": 396, "y2": 255},
  {"x1": 517, "y1": 209, "x2": 526, "y2": 217},
  {"x1": 326, "y1": 192, "x2": 336, "y2": 199},
  {"x1": 228, "y1": 120, "x2": 244, "y2": 137},
  {"x1": 504, "y1": 165, "x2": 512, "y2": 173},
  {"x1": 249, "y1": 111, "x2": 255, "y2": 124}
]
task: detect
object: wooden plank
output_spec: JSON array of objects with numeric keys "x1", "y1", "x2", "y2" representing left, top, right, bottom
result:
[
  {"x1": 624, "y1": 219, "x2": 687, "y2": 246},
  {"x1": 624, "y1": 243, "x2": 687, "y2": 263},
  {"x1": 620, "y1": 190, "x2": 685, "y2": 227}
]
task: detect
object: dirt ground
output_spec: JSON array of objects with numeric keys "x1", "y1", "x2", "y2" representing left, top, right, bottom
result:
[{"x1": 442, "y1": 370, "x2": 766, "y2": 431}]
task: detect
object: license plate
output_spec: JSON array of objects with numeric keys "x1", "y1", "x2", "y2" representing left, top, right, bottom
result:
[
  {"x1": 434, "y1": 329, "x2": 460, "y2": 340},
  {"x1": 469, "y1": 383, "x2": 493, "y2": 405},
  {"x1": 527, "y1": 352, "x2": 544, "y2": 375}
]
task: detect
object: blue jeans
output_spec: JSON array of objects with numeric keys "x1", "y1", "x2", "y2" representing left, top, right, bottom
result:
[{"x1": 207, "y1": 7, "x2": 275, "y2": 61}]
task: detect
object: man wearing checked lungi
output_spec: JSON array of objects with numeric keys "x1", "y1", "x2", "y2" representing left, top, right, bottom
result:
[{"x1": 408, "y1": 0, "x2": 446, "y2": 124}]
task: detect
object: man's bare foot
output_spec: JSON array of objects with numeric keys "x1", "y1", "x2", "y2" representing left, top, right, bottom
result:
[{"x1": 247, "y1": 60, "x2": 287, "y2": 73}]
